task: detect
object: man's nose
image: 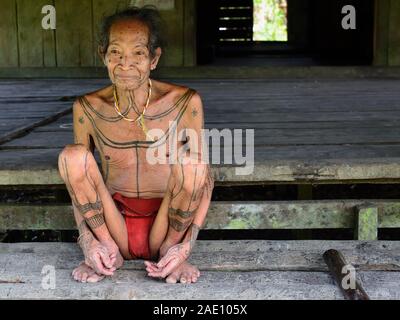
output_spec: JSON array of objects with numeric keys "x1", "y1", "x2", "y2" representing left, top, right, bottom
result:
[{"x1": 120, "y1": 53, "x2": 139, "y2": 67}]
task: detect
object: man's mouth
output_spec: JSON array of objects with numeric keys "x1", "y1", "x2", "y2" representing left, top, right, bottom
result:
[{"x1": 115, "y1": 74, "x2": 140, "y2": 80}]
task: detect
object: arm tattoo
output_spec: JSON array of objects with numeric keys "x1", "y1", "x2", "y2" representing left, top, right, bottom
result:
[
  {"x1": 169, "y1": 217, "x2": 193, "y2": 232},
  {"x1": 77, "y1": 220, "x2": 94, "y2": 253},
  {"x1": 75, "y1": 199, "x2": 102, "y2": 215},
  {"x1": 85, "y1": 211, "x2": 105, "y2": 229},
  {"x1": 168, "y1": 207, "x2": 194, "y2": 219},
  {"x1": 189, "y1": 223, "x2": 200, "y2": 251}
]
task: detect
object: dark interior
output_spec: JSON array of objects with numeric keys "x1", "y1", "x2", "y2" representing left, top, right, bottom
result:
[{"x1": 196, "y1": 0, "x2": 374, "y2": 66}]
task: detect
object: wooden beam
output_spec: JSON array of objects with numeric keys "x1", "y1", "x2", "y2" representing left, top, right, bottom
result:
[
  {"x1": 355, "y1": 203, "x2": 379, "y2": 240},
  {"x1": 3, "y1": 158, "x2": 400, "y2": 185},
  {"x1": 0, "y1": 241, "x2": 399, "y2": 299},
  {"x1": 0, "y1": 0, "x2": 19, "y2": 67},
  {"x1": 2, "y1": 66, "x2": 400, "y2": 79},
  {"x1": 1, "y1": 200, "x2": 400, "y2": 231},
  {"x1": 323, "y1": 249, "x2": 370, "y2": 300},
  {"x1": 373, "y1": 0, "x2": 390, "y2": 66},
  {"x1": 183, "y1": 0, "x2": 196, "y2": 66},
  {"x1": 388, "y1": 0, "x2": 400, "y2": 65}
]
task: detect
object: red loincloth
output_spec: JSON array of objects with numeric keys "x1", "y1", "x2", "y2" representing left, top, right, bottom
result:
[{"x1": 112, "y1": 192, "x2": 163, "y2": 259}]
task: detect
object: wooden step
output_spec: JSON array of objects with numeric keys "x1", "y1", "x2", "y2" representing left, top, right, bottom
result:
[
  {"x1": 1, "y1": 199, "x2": 399, "y2": 240},
  {"x1": 0, "y1": 241, "x2": 399, "y2": 299}
]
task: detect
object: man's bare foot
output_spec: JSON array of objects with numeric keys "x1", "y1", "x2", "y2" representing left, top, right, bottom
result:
[
  {"x1": 72, "y1": 251, "x2": 124, "y2": 283},
  {"x1": 165, "y1": 261, "x2": 200, "y2": 284}
]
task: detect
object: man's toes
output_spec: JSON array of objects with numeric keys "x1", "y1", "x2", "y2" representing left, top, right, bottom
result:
[
  {"x1": 87, "y1": 273, "x2": 105, "y2": 283},
  {"x1": 180, "y1": 273, "x2": 191, "y2": 284},
  {"x1": 81, "y1": 272, "x2": 89, "y2": 282},
  {"x1": 73, "y1": 272, "x2": 80, "y2": 281},
  {"x1": 166, "y1": 273, "x2": 178, "y2": 284},
  {"x1": 192, "y1": 275, "x2": 198, "y2": 283}
]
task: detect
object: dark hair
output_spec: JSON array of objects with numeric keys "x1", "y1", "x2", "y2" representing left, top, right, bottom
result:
[{"x1": 98, "y1": 5, "x2": 166, "y2": 58}]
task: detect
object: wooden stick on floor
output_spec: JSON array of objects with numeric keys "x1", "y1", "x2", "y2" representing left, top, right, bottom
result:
[{"x1": 323, "y1": 249, "x2": 370, "y2": 300}]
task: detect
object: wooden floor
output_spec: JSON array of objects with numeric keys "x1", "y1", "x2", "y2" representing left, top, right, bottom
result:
[
  {"x1": 1, "y1": 79, "x2": 400, "y2": 300},
  {"x1": 0, "y1": 240, "x2": 399, "y2": 300},
  {"x1": 1, "y1": 78, "x2": 400, "y2": 185}
]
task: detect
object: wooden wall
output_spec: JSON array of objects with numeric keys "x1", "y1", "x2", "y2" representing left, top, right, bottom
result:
[
  {"x1": 0, "y1": 0, "x2": 196, "y2": 70},
  {"x1": 374, "y1": 0, "x2": 400, "y2": 66}
]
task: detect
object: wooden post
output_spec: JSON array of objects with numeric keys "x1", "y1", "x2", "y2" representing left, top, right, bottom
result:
[
  {"x1": 374, "y1": 0, "x2": 400, "y2": 66},
  {"x1": 323, "y1": 249, "x2": 370, "y2": 300},
  {"x1": 183, "y1": 0, "x2": 196, "y2": 66},
  {"x1": 295, "y1": 184, "x2": 313, "y2": 239},
  {"x1": 355, "y1": 204, "x2": 378, "y2": 240},
  {"x1": 373, "y1": 0, "x2": 390, "y2": 66}
]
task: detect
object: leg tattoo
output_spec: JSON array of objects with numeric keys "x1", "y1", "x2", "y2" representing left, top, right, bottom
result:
[{"x1": 62, "y1": 154, "x2": 106, "y2": 231}]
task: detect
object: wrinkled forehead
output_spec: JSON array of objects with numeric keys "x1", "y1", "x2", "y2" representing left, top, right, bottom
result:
[{"x1": 109, "y1": 19, "x2": 150, "y2": 46}]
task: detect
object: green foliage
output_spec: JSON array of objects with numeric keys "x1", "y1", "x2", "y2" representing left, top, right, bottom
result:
[{"x1": 253, "y1": 0, "x2": 288, "y2": 41}]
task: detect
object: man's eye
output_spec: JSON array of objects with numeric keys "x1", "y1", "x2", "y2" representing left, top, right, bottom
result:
[
  {"x1": 110, "y1": 49, "x2": 119, "y2": 54},
  {"x1": 136, "y1": 51, "x2": 145, "y2": 55}
]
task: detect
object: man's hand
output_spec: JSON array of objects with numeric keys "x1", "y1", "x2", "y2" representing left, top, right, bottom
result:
[
  {"x1": 83, "y1": 238, "x2": 117, "y2": 276},
  {"x1": 145, "y1": 241, "x2": 191, "y2": 278}
]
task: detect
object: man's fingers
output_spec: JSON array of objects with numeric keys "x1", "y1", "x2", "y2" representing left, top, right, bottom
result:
[
  {"x1": 110, "y1": 255, "x2": 117, "y2": 268},
  {"x1": 156, "y1": 254, "x2": 173, "y2": 269},
  {"x1": 92, "y1": 254, "x2": 114, "y2": 276},
  {"x1": 144, "y1": 261, "x2": 160, "y2": 272},
  {"x1": 98, "y1": 250, "x2": 113, "y2": 269},
  {"x1": 149, "y1": 260, "x2": 178, "y2": 278}
]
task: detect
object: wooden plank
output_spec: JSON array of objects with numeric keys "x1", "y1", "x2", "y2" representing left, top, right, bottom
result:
[
  {"x1": 373, "y1": 0, "x2": 390, "y2": 65},
  {"x1": 388, "y1": 0, "x2": 400, "y2": 65},
  {"x1": 2, "y1": 240, "x2": 400, "y2": 272},
  {"x1": 0, "y1": 0, "x2": 19, "y2": 67},
  {"x1": 5, "y1": 126, "x2": 400, "y2": 148},
  {"x1": 16, "y1": 0, "x2": 56, "y2": 67},
  {"x1": 1, "y1": 200, "x2": 400, "y2": 230},
  {"x1": 42, "y1": 0, "x2": 56, "y2": 67},
  {"x1": 1, "y1": 241, "x2": 399, "y2": 299},
  {"x1": 3, "y1": 66, "x2": 400, "y2": 79},
  {"x1": 2, "y1": 155, "x2": 400, "y2": 184},
  {"x1": 0, "y1": 268, "x2": 344, "y2": 300},
  {"x1": 1, "y1": 267, "x2": 398, "y2": 300},
  {"x1": 55, "y1": 0, "x2": 94, "y2": 66},
  {"x1": 183, "y1": 0, "x2": 196, "y2": 66},
  {"x1": 356, "y1": 204, "x2": 379, "y2": 240},
  {"x1": 0, "y1": 106, "x2": 71, "y2": 145},
  {"x1": 158, "y1": 0, "x2": 184, "y2": 66},
  {"x1": 131, "y1": 0, "x2": 175, "y2": 11}
]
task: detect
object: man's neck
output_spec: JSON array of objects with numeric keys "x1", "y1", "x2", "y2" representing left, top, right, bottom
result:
[{"x1": 115, "y1": 80, "x2": 151, "y2": 114}]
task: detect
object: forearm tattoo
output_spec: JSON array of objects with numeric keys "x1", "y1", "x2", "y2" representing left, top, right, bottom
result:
[
  {"x1": 85, "y1": 211, "x2": 105, "y2": 229},
  {"x1": 74, "y1": 196, "x2": 102, "y2": 215},
  {"x1": 169, "y1": 217, "x2": 193, "y2": 232},
  {"x1": 168, "y1": 207, "x2": 193, "y2": 219},
  {"x1": 188, "y1": 223, "x2": 200, "y2": 251},
  {"x1": 77, "y1": 220, "x2": 94, "y2": 253},
  {"x1": 61, "y1": 155, "x2": 105, "y2": 230}
]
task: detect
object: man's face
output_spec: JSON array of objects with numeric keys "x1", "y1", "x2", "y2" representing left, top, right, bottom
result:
[{"x1": 104, "y1": 19, "x2": 159, "y2": 90}]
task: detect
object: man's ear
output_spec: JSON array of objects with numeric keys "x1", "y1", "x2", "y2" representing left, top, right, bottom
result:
[{"x1": 150, "y1": 47, "x2": 162, "y2": 70}]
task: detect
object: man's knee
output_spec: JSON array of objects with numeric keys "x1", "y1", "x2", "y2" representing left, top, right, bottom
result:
[
  {"x1": 171, "y1": 160, "x2": 207, "y2": 196},
  {"x1": 58, "y1": 144, "x2": 91, "y2": 183}
]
